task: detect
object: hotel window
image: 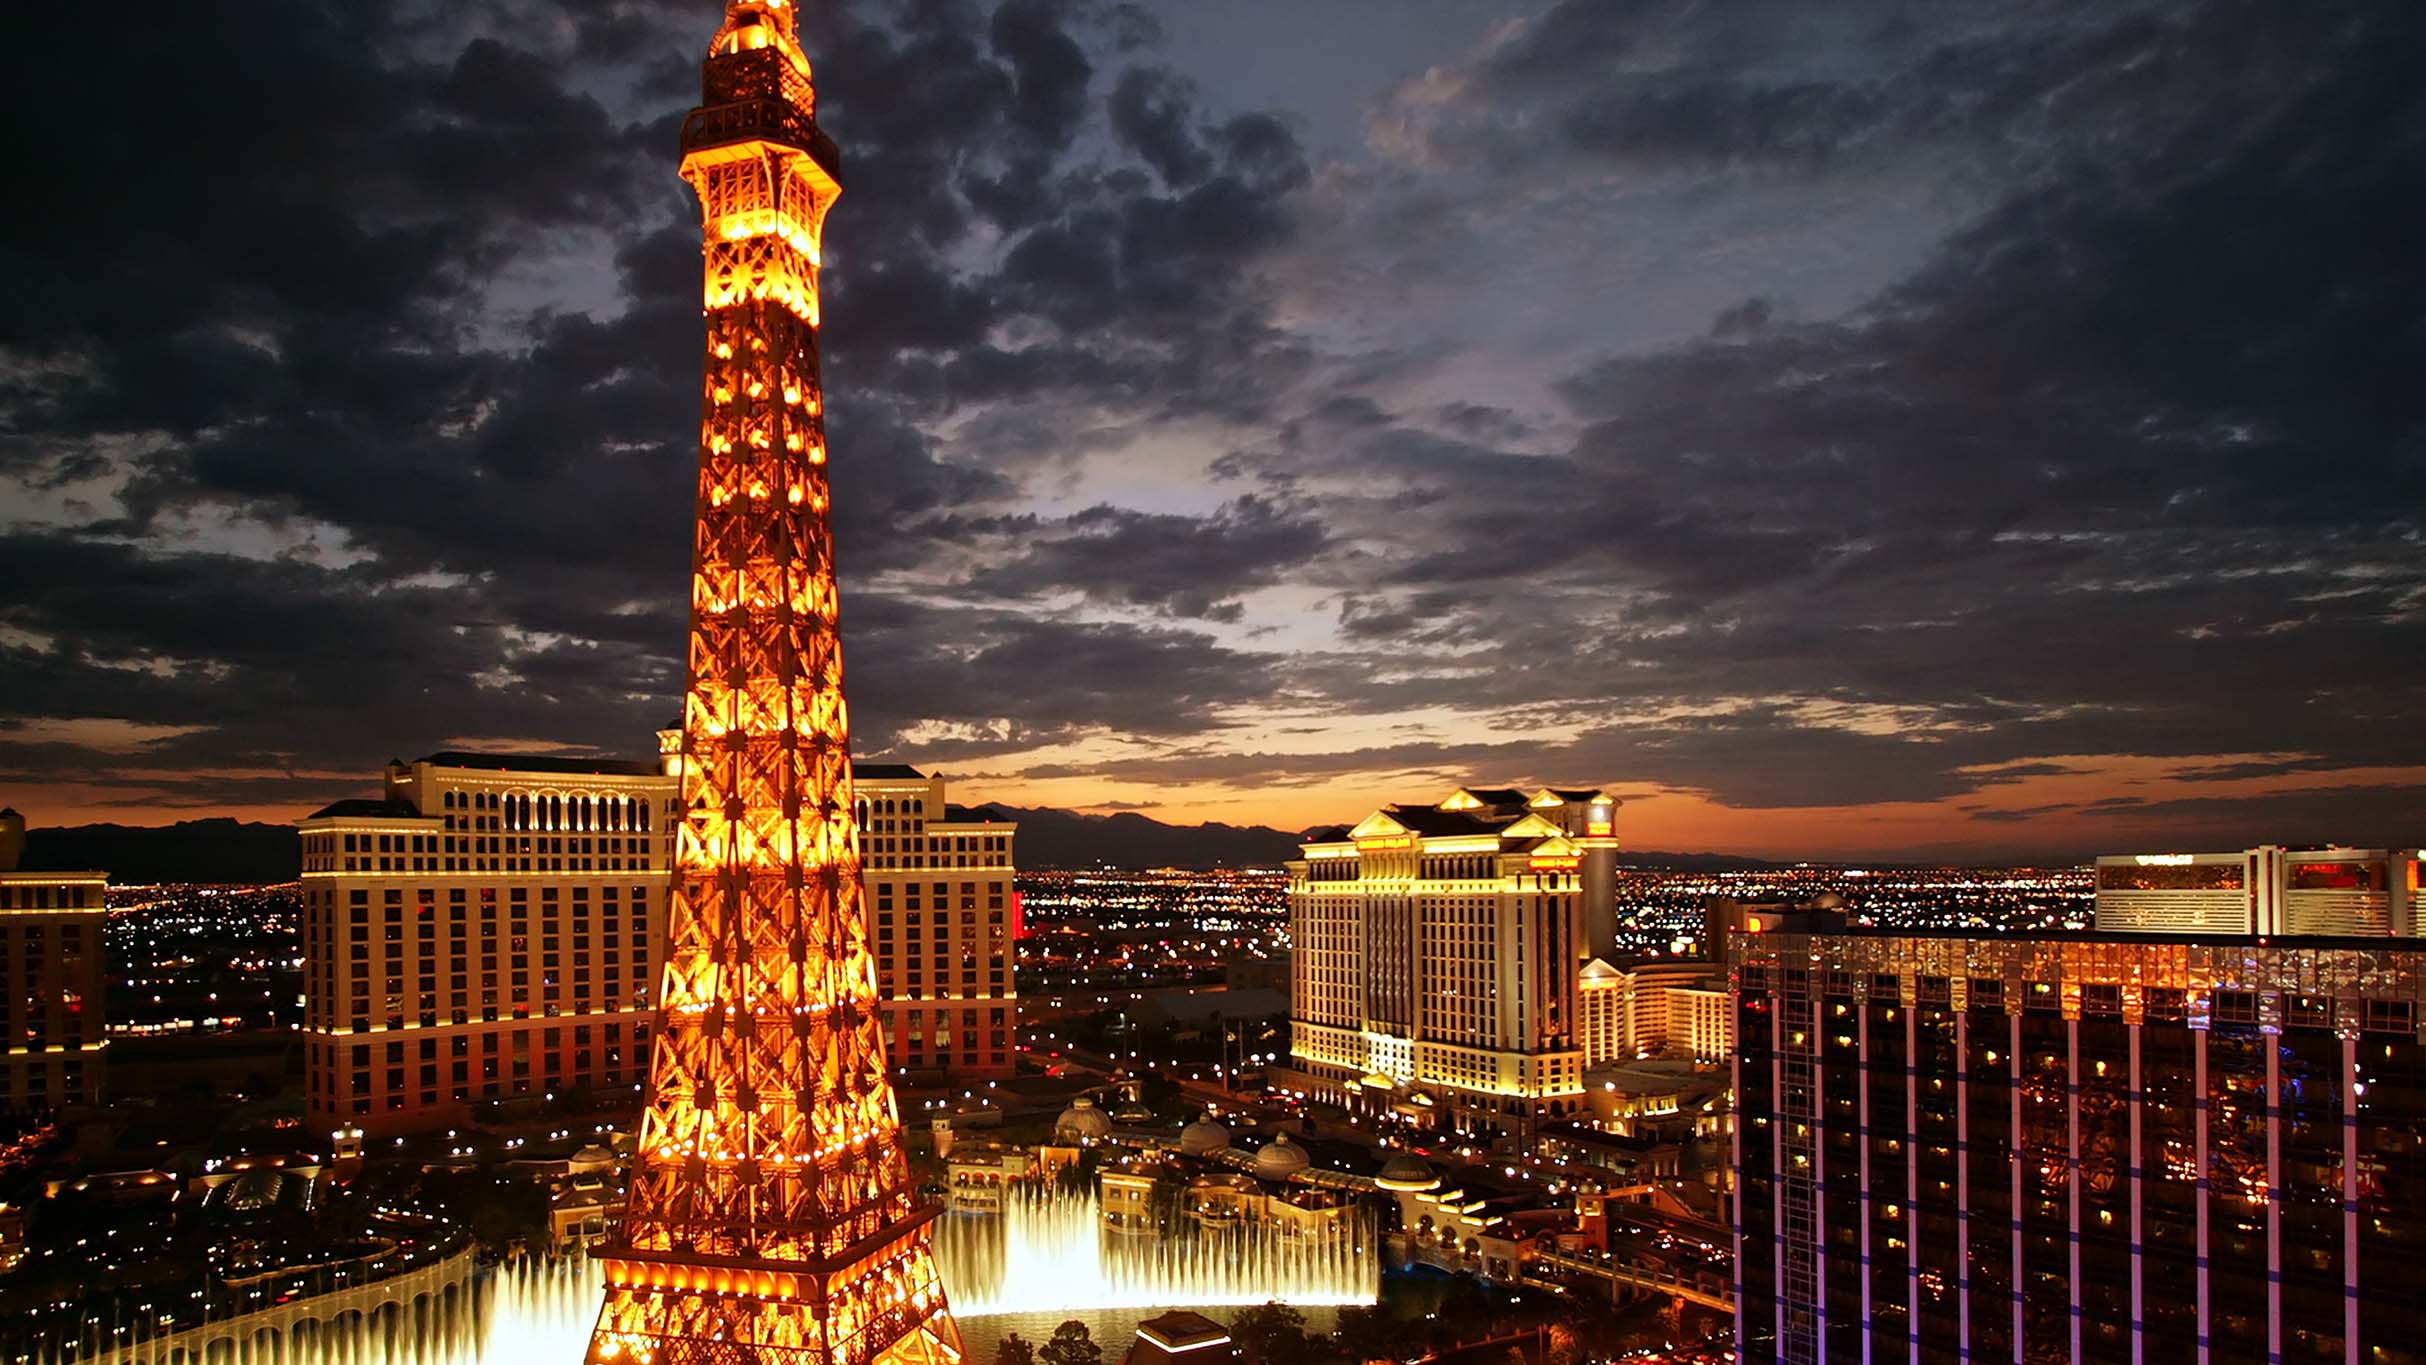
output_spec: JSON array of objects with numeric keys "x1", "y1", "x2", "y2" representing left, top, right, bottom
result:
[{"x1": 2285, "y1": 994, "x2": 2334, "y2": 1031}]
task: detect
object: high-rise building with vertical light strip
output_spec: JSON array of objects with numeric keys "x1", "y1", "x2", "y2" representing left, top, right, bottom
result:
[
  {"x1": 1283, "y1": 786, "x2": 1619, "y2": 1135},
  {"x1": 585, "y1": 3, "x2": 960, "y2": 1361},
  {"x1": 1730, "y1": 928, "x2": 2426, "y2": 1362}
]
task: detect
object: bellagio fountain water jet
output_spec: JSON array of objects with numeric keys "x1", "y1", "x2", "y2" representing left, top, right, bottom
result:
[{"x1": 933, "y1": 1179, "x2": 1380, "y2": 1317}]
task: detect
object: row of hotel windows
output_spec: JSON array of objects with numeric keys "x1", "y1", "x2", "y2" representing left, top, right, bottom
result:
[
  {"x1": 873, "y1": 900, "x2": 1010, "y2": 991},
  {"x1": 307, "y1": 830, "x2": 661, "y2": 876},
  {"x1": 861, "y1": 831, "x2": 1009, "y2": 852},
  {"x1": 308, "y1": 886, "x2": 652, "y2": 1030},
  {"x1": 317, "y1": 998, "x2": 649, "y2": 1033},
  {"x1": 893, "y1": 1007, "x2": 1011, "y2": 1043},
  {"x1": 331, "y1": 832, "x2": 661, "y2": 856},
  {"x1": 0, "y1": 886, "x2": 101, "y2": 910},
  {"x1": 326, "y1": 946, "x2": 649, "y2": 983},
  {"x1": 313, "y1": 1021, "x2": 648, "y2": 1115},
  {"x1": 872, "y1": 882, "x2": 1006, "y2": 909},
  {"x1": 1, "y1": 922, "x2": 90, "y2": 1048},
  {"x1": 1302, "y1": 858, "x2": 1574, "y2": 887},
  {"x1": 889, "y1": 1004, "x2": 1011, "y2": 1067},
  {"x1": 440, "y1": 789, "x2": 660, "y2": 834},
  {"x1": 1419, "y1": 855, "x2": 1501, "y2": 881},
  {"x1": 1, "y1": 1059, "x2": 89, "y2": 1104},
  {"x1": 330, "y1": 883, "x2": 653, "y2": 910},
  {"x1": 876, "y1": 918, "x2": 1005, "y2": 936},
  {"x1": 2096, "y1": 860, "x2": 2404, "y2": 892},
  {"x1": 1741, "y1": 965, "x2": 2422, "y2": 1032},
  {"x1": 1290, "y1": 898, "x2": 1361, "y2": 1022},
  {"x1": 863, "y1": 837, "x2": 1011, "y2": 870},
  {"x1": 1, "y1": 1009, "x2": 89, "y2": 1047},
  {"x1": 321, "y1": 1022, "x2": 641, "y2": 1067},
  {"x1": 0, "y1": 922, "x2": 87, "y2": 958},
  {"x1": 312, "y1": 885, "x2": 653, "y2": 920},
  {"x1": 879, "y1": 970, "x2": 1008, "y2": 995}
]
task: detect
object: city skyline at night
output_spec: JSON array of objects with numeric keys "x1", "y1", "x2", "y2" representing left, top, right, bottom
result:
[
  {"x1": 8, "y1": 5, "x2": 2426, "y2": 1364},
  {"x1": 3, "y1": 2, "x2": 2421, "y2": 861}
]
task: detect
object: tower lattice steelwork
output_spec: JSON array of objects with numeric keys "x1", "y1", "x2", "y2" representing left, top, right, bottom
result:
[{"x1": 586, "y1": 3, "x2": 961, "y2": 1362}]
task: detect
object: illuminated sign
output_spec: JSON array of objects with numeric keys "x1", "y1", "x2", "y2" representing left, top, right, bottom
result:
[
  {"x1": 2135, "y1": 854, "x2": 2196, "y2": 866},
  {"x1": 1744, "y1": 915, "x2": 1767, "y2": 933},
  {"x1": 1585, "y1": 805, "x2": 1613, "y2": 836},
  {"x1": 1357, "y1": 835, "x2": 1415, "y2": 852},
  {"x1": 1530, "y1": 855, "x2": 1581, "y2": 872}
]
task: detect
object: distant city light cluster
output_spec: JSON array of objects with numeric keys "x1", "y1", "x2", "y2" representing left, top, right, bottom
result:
[
  {"x1": 1015, "y1": 868, "x2": 1288, "y2": 995},
  {"x1": 1609, "y1": 864, "x2": 2093, "y2": 952},
  {"x1": 106, "y1": 883, "x2": 302, "y2": 1036}
]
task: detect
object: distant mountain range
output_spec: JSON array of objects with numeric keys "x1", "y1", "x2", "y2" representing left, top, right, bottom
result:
[
  {"x1": 952, "y1": 803, "x2": 1302, "y2": 869},
  {"x1": 22, "y1": 819, "x2": 301, "y2": 885},
  {"x1": 18, "y1": 810, "x2": 1788, "y2": 882}
]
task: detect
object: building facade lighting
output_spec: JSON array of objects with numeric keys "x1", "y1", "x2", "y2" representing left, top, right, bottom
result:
[{"x1": 583, "y1": 6, "x2": 959, "y2": 1362}]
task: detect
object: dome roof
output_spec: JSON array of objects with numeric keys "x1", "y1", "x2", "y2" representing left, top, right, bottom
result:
[
  {"x1": 1054, "y1": 1096, "x2": 1114, "y2": 1142},
  {"x1": 1374, "y1": 1150, "x2": 1439, "y2": 1192},
  {"x1": 1178, "y1": 1116, "x2": 1232, "y2": 1157},
  {"x1": 1809, "y1": 891, "x2": 1846, "y2": 910},
  {"x1": 221, "y1": 1168, "x2": 285, "y2": 1212},
  {"x1": 1251, "y1": 1133, "x2": 1310, "y2": 1181}
]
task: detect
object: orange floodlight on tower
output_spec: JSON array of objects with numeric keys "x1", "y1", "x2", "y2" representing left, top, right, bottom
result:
[{"x1": 584, "y1": 4, "x2": 962, "y2": 1362}]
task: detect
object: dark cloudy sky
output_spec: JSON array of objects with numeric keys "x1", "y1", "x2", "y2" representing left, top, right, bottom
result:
[{"x1": 3, "y1": 1, "x2": 2421, "y2": 860}]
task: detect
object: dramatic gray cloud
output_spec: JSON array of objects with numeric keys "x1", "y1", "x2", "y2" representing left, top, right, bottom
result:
[{"x1": 0, "y1": 0, "x2": 2419, "y2": 858}]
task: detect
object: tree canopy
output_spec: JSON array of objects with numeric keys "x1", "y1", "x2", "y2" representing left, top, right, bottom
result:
[{"x1": 1038, "y1": 1320, "x2": 1102, "y2": 1365}]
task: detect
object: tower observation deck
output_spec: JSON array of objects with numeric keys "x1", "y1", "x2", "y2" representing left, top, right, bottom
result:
[{"x1": 584, "y1": 3, "x2": 961, "y2": 1362}]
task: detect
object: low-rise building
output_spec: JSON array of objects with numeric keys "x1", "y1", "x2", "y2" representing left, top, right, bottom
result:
[
  {"x1": 1100, "y1": 1164, "x2": 1163, "y2": 1233},
  {"x1": 1578, "y1": 958, "x2": 1731, "y2": 1064},
  {"x1": 947, "y1": 1146, "x2": 1039, "y2": 1213},
  {"x1": 1579, "y1": 1059, "x2": 1733, "y2": 1142},
  {"x1": 1224, "y1": 955, "x2": 1288, "y2": 993},
  {"x1": 1182, "y1": 1169, "x2": 1358, "y2": 1240},
  {"x1": 1125, "y1": 1312, "x2": 1233, "y2": 1365}
]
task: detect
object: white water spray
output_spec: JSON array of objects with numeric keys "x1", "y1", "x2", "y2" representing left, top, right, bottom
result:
[
  {"x1": 933, "y1": 1182, "x2": 1379, "y2": 1316},
  {"x1": 51, "y1": 1180, "x2": 1374, "y2": 1363}
]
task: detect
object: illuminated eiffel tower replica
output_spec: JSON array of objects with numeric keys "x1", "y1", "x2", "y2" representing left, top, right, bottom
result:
[{"x1": 586, "y1": 3, "x2": 961, "y2": 1362}]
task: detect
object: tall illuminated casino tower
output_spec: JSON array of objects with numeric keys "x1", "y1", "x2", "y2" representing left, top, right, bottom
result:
[{"x1": 586, "y1": 3, "x2": 961, "y2": 1363}]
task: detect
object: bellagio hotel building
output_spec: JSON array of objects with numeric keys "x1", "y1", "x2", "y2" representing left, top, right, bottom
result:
[
  {"x1": 851, "y1": 765, "x2": 1019, "y2": 1080},
  {"x1": 299, "y1": 751, "x2": 677, "y2": 1133},
  {"x1": 301, "y1": 744, "x2": 1016, "y2": 1133}
]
